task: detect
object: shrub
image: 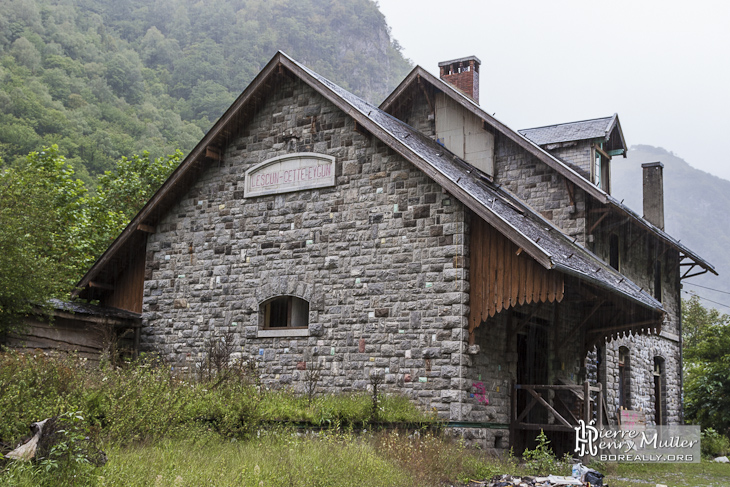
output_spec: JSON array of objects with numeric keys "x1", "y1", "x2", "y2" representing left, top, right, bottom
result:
[
  {"x1": 523, "y1": 430, "x2": 557, "y2": 475},
  {"x1": 701, "y1": 428, "x2": 730, "y2": 458}
]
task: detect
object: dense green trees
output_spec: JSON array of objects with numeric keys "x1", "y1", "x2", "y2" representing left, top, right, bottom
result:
[
  {"x1": 0, "y1": 146, "x2": 180, "y2": 332},
  {"x1": 0, "y1": 0, "x2": 411, "y2": 177},
  {"x1": 682, "y1": 295, "x2": 730, "y2": 434}
]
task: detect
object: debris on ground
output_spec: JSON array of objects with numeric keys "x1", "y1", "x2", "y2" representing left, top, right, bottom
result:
[
  {"x1": 465, "y1": 467, "x2": 606, "y2": 486},
  {"x1": 4, "y1": 416, "x2": 106, "y2": 466},
  {"x1": 5, "y1": 419, "x2": 48, "y2": 461},
  {"x1": 713, "y1": 456, "x2": 729, "y2": 463}
]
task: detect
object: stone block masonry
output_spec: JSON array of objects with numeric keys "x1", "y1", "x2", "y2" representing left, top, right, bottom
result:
[{"x1": 141, "y1": 76, "x2": 472, "y2": 418}]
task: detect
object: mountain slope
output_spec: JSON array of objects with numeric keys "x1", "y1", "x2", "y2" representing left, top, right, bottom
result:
[
  {"x1": 611, "y1": 145, "x2": 730, "y2": 310},
  {"x1": 0, "y1": 0, "x2": 411, "y2": 180}
]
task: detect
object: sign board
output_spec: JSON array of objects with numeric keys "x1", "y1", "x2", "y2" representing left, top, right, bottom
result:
[{"x1": 244, "y1": 153, "x2": 336, "y2": 198}]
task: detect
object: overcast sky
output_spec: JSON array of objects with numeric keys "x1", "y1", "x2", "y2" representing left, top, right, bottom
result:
[{"x1": 377, "y1": 0, "x2": 730, "y2": 180}]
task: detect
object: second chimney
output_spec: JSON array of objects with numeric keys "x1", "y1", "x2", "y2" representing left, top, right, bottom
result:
[
  {"x1": 439, "y1": 56, "x2": 481, "y2": 104},
  {"x1": 642, "y1": 162, "x2": 665, "y2": 230}
]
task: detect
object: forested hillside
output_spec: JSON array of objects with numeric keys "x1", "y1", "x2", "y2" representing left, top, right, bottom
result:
[
  {"x1": 0, "y1": 0, "x2": 411, "y2": 181},
  {"x1": 612, "y1": 145, "x2": 730, "y2": 310}
]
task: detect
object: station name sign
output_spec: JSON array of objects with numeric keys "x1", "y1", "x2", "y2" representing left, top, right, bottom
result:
[{"x1": 244, "y1": 153, "x2": 336, "y2": 198}]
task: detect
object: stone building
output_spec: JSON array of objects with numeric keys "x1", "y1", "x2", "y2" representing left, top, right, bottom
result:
[{"x1": 73, "y1": 52, "x2": 714, "y2": 452}]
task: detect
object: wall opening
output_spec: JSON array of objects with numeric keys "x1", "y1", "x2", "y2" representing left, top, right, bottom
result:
[
  {"x1": 609, "y1": 234, "x2": 620, "y2": 271},
  {"x1": 618, "y1": 346, "x2": 631, "y2": 410},
  {"x1": 654, "y1": 260, "x2": 662, "y2": 302},
  {"x1": 260, "y1": 296, "x2": 309, "y2": 329}
]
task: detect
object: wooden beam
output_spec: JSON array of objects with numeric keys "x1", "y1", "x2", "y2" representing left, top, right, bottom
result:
[
  {"x1": 136, "y1": 224, "x2": 156, "y2": 234},
  {"x1": 588, "y1": 212, "x2": 610, "y2": 234},
  {"x1": 49, "y1": 310, "x2": 140, "y2": 327},
  {"x1": 515, "y1": 395, "x2": 539, "y2": 424},
  {"x1": 527, "y1": 388, "x2": 573, "y2": 428},
  {"x1": 593, "y1": 144, "x2": 612, "y2": 161},
  {"x1": 587, "y1": 320, "x2": 661, "y2": 335},
  {"x1": 88, "y1": 281, "x2": 114, "y2": 291},
  {"x1": 353, "y1": 121, "x2": 371, "y2": 138},
  {"x1": 564, "y1": 180, "x2": 575, "y2": 207},
  {"x1": 417, "y1": 75, "x2": 434, "y2": 113},
  {"x1": 682, "y1": 269, "x2": 709, "y2": 280},
  {"x1": 511, "y1": 303, "x2": 544, "y2": 337},
  {"x1": 563, "y1": 299, "x2": 605, "y2": 343},
  {"x1": 205, "y1": 146, "x2": 221, "y2": 161},
  {"x1": 513, "y1": 423, "x2": 574, "y2": 433}
]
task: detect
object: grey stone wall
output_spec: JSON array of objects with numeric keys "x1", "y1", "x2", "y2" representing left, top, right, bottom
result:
[
  {"x1": 494, "y1": 137, "x2": 587, "y2": 246},
  {"x1": 141, "y1": 76, "x2": 472, "y2": 418},
  {"x1": 589, "y1": 216, "x2": 683, "y2": 425},
  {"x1": 391, "y1": 88, "x2": 684, "y2": 428},
  {"x1": 547, "y1": 141, "x2": 593, "y2": 181}
]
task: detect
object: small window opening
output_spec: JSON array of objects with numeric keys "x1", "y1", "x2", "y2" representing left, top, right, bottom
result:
[
  {"x1": 609, "y1": 234, "x2": 620, "y2": 270},
  {"x1": 618, "y1": 347, "x2": 631, "y2": 410},
  {"x1": 261, "y1": 296, "x2": 309, "y2": 329},
  {"x1": 654, "y1": 260, "x2": 662, "y2": 302}
]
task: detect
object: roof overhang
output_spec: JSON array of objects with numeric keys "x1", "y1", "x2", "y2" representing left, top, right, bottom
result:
[
  {"x1": 74, "y1": 53, "x2": 682, "y2": 318},
  {"x1": 381, "y1": 66, "x2": 713, "y2": 277}
]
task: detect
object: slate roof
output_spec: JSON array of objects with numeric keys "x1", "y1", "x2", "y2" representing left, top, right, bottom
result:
[
  {"x1": 291, "y1": 56, "x2": 662, "y2": 311},
  {"x1": 380, "y1": 66, "x2": 714, "y2": 276},
  {"x1": 518, "y1": 116, "x2": 617, "y2": 146},
  {"x1": 77, "y1": 52, "x2": 667, "y2": 313},
  {"x1": 49, "y1": 299, "x2": 141, "y2": 320}
]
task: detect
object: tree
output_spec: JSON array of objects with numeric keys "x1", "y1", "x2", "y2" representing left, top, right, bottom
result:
[
  {"x1": 0, "y1": 146, "x2": 181, "y2": 333},
  {"x1": 0, "y1": 146, "x2": 87, "y2": 332},
  {"x1": 85, "y1": 150, "x2": 182, "y2": 256},
  {"x1": 682, "y1": 295, "x2": 730, "y2": 434}
]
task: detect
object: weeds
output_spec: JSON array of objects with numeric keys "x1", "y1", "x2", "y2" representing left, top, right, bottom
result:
[{"x1": 304, "y1": 360, "x2": 322, "y2": 407}]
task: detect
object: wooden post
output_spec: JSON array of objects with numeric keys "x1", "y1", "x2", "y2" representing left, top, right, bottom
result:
[
  {"x1": 597, "y1": 382, "x2": 604, "y2": 427},
  {"x1": 583, "y1": 381, "x2": 591, "y2": 424}
]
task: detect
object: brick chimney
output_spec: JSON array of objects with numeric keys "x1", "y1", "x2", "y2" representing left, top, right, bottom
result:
[
  {"x1": 439, "y1": 56, "x2": 481, "y2": 104},
  {"x1": 642, "y1": 162, "x2": 665, "y2": 230}
]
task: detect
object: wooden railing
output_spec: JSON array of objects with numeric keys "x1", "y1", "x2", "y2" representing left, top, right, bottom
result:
[{"x1": 511, "y1": 381, "x2": 604, "y2": 433}]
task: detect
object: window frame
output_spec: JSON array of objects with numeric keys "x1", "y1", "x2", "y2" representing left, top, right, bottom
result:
[{"x1": 257, "y1": 295, "x2": 310, "y2": 338}]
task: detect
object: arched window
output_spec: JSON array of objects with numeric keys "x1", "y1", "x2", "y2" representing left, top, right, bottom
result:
[
  {"x1": 257, "y1": 296, "x2": 309, "y2": 337},
  {"x1": 618, "y1": 347, "x2": 631, "y2": 410}
]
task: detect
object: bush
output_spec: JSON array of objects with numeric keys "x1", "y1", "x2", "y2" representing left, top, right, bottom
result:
[
  {"x1": 523, "y1": 430, "x2": 558, "y2": 475},
  {"x1": 701, "y1": 428, "x2": 730, "y2": 458}
]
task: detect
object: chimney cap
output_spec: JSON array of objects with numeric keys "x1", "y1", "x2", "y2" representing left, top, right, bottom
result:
[
  {"x1": 641, "y1": 161, "x2": 664, "y2": 169},
  {"x1": 438, "y1": 55, "x2": 482, "y2": 67}
]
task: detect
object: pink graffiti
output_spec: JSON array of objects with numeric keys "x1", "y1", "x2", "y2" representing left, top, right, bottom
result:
[{"x1": 473, "y1": 382, "x2": 489, "y2": 405}]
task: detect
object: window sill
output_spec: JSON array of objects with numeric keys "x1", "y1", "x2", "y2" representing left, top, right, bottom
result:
[{"x1": 257, "y1": 328, "x2": 309, "y2": 338}]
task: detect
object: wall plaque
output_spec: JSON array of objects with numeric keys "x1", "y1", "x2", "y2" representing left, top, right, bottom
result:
[{"x1": 244, "y1": 153, "x2": 336, "y2": 198}]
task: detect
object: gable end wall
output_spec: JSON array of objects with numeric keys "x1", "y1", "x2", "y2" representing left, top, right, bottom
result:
[{"x1": 140, "y1": 76, "x2": 472, "y2": 418}]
